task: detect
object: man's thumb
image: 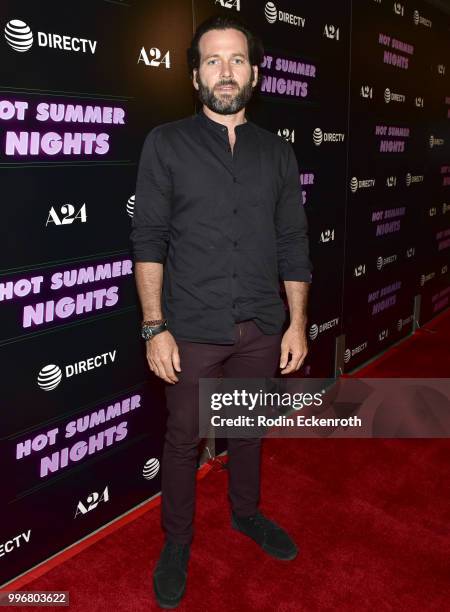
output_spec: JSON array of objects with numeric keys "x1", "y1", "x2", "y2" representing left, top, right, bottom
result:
[
  {"x1": 280, "y1": 348, "x2": 289, "y2": 369},
  {"x1": 172, "y1": 348, "x2": 181, "y2": 372}
]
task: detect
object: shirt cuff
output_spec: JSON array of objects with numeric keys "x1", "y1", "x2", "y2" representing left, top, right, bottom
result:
[{"x1": 279, "y1": 269, "x2": 312, "y2": 282}]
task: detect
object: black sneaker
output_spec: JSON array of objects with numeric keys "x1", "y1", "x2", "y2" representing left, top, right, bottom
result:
[
  {"x1": 153, "y1": 540, "x2": 191, "y2": 609},
  {"x1": 231, "y1": 510, "x2": 298, "y2": 560}
]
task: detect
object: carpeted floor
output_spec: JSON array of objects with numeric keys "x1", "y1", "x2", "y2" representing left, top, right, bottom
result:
[{"x1": 10, "y1": 308, "x2": 450, "y2": 611}]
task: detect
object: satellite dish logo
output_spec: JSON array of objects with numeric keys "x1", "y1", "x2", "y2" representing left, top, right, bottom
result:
[
  {"x1": 37, "y1": 364, "x2": 63, "y2": 391},
  {"x1": 397, "y1": 319, "x2": 403, "y2": 331},
  {"x1": 350, "y1": 177, "x2": 358, "y2": 192},
  {"x1": 309, "y1": 324, "x2": 319, "y2": 340},
  {"x1": 265, "y1": 2, "x2": 278, "y2": 23},
  {"x1": 343, "y1": 349, "x2": 351, "y2": 363},
  {"x1": 376, "y1": 256, "x2": 383, "y2": 270},
  {"x1": 313, "y1": 128, "x2": 323, "y2": 146},
  {"x1": 143, "y1": 457, "x2": 160, "y2": 480},
  {"x1": 405, "y1": 172, "x2": 412, "y2": 186},
  {"x1": 384, "y1": 88, "x2": 391, "y2": 103},
  {"x1": 126, "y1": 194, "x2": 135, "y2": 218},
  {"x1": 429, "y1": 135, "x2": 434, "y2": 148},
  {"x1": 4, "y1": 19, "x2": 33, "y2": 52},
  {"x1": 413, "y1": 10, "x2": 420, "y2": 25}
]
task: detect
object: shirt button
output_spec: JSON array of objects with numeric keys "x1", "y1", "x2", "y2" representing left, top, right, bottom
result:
[
  {"x1": 233, "y1": 241, "x2": 237, "y2": 247},
  {"x1": 232, "y1": 272, "x2": 237, "y2": 278},
  {"x1": 233, "y1": 208, "x2": 237, "y2": 214},
  {"x1": 233, "y1": 177, "x2": 237, "y2": 183}
]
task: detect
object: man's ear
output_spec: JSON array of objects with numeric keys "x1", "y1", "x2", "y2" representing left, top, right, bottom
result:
[
  {"x1": 252, "y1": 65, "x2": 258, "y2": 88},
  {"x1": 192, "y1": 69, "x2": 199, "y2": 91}
]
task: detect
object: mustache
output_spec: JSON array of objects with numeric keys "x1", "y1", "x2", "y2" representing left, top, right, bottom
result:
[{"x1": 216, "y1": 81, "x2": 238, "y2": 88}]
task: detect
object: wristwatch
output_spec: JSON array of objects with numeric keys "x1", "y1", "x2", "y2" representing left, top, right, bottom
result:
[{"x1": 141, "y1": 319, "x2": 168, "y2": 341}]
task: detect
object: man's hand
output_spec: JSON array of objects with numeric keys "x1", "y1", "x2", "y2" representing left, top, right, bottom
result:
[
  {"x1": 279, "y1": 325, "x2": 308, "y2": 374},
  {"x1": 146, "y1": 330, "x2": 181, "y2": 384}
]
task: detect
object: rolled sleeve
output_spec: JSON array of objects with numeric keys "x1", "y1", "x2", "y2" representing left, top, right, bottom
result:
[
  {"x1": 275, "y1": 142, "x2": 313, "y2": 282},
  {"x1": 130, "y1": 127, "x2": 172, "y2": 263}
]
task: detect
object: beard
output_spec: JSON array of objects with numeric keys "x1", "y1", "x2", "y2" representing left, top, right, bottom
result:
[{"x1": 196, "y1": 68, "x2": 255, "y2": 115}]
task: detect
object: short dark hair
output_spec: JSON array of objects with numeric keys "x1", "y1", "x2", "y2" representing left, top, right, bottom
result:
[{"x1": 187, "y1": 14, "x2": 265, "y2": 80}]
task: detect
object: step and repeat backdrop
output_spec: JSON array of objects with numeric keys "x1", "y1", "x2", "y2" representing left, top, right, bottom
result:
[
  {"x1": 1, "y1": 0, "x2": 449, "y2": 585},
  {"x1": 343, "y1": 0, "x2": 450, "y2": 370}
]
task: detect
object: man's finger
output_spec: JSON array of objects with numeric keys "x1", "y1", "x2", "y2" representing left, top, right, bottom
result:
[
  {"x1": 279, "y1": 346, "x2": 290, "y2": 369},
  {"x1": 172, "y1": 346, "x2": 181, "y2": 372},
  {"x1": 281, "y1": 352, "x2": 301, "y2": 374},
  {"x1": 161, "y1": 357, "x2": 179, "y2": 383},
  {"x1": 158, "y1": 358, "x2": 178, "y2": 384}
]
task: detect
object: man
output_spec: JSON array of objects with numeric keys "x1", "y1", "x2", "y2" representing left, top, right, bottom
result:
[{"x1": 130, "y1": 14, "x2": 312, "y2": 609}]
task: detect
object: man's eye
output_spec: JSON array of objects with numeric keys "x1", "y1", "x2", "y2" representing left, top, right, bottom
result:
[
  {"x1": 207, "y1": 59, "x2": 218, "y2": 64},
  {"x1": 234, "y1": 58, "x2": 244, "y2": 63}
]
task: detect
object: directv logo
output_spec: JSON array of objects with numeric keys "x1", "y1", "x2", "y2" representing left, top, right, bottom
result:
[
  {"x1": 384, "y1": 88, "x2": 405, "y2": 103},
  {"x1": 264, "y1": 2, "x2": 305, "y2": 27},
  {"x1": 405, "y1": 172, "x2": 424, "y2": 186},
  {"x1": 37, "y1": 350, "x2": 117, "y2": 391},
  {"x1": 350, "y1": 177, "x2": 375, "y2": 192},
  {"x1": 429, "y1": 135, "x2": 444, "y2": 148},
  {"x1": 309, "y1": 318, "x2": 339, "y2": 340},
  {"x1": 126, "y1": 195, "x2": 135, "y2": 218},
  {"x1": 143, "y1": 458, "x2": 160, "y2": 480},
  {"x1": 344, "y1": 341, "x2": 368, "y2": 362},
  {"x1": 377, "y1": 254, "x2": 397, "y2": 270},
  {"x1": 4, "y1": 20, "x2": 33, "y2": 52},
  {"x1": 397, "y1": 315, "x2": 413, "y2": 331},
  {"x1": 413, "y1": 10, "x2": 432, "y2": 27},
  {"x1": 37, "y1": 364, "x2": 63, "y2": 391},
  {"x1": 4, "y1": 18, "x2": 97, "y2": 54},
  {"x1": 309, "y1": 324, "x2": 318, "y2": 340},
  {"x1": 265, "y1": 2, "x2": 278, "y2": 23},
  {"x1": 313, "y1": 128, "x2": 323, "y2": 145},
  {"x1": 313, "y1": 127, "x2": 344, "y2": 145}
]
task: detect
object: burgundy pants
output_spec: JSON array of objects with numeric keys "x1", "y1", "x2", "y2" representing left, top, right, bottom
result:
[{"x1": 161, "y1": 319, "x2": 282, "y2": 545}]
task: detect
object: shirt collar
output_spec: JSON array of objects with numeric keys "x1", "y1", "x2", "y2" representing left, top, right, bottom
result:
[{"x1": 196, "y1": 106, "x2": 250, "y2": 134}]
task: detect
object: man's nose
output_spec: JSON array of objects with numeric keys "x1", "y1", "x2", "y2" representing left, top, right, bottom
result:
[{"x1": 220, "y1": 61, "x2": 232, "y2": 78}]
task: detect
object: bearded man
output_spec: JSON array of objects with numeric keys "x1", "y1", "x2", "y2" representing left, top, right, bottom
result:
[{"x1": 130, "y1": 14, "x2": 312, "y2": 609}]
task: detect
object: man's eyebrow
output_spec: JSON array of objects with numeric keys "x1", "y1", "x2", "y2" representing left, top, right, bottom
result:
[{"x1": 203, "y1": 52, "x2": 247, "y2": 60}]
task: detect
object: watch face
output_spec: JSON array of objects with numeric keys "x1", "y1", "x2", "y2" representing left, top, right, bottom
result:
[
  {"x1": 141, "y1": 326, "x2": 152, "y2": 340},
  {"x1": 141, "y1": 321, "x2": 167, "y2": 340}
]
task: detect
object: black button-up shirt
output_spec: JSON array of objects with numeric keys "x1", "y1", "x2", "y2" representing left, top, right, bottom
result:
[{"x1": 130, "y1": 108, "x2": 312, "y2": 344}]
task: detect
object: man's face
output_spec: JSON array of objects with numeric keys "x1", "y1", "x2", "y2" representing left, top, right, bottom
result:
[{"x1": 193, "y1": 28, "x2": 258, "y2": 115}]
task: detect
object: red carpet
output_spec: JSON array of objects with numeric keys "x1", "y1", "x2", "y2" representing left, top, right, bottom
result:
[{"x1": 6, "y1": 309, "x2": 450, "y2": 611}]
